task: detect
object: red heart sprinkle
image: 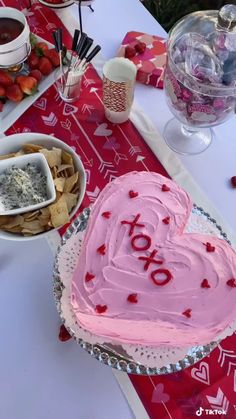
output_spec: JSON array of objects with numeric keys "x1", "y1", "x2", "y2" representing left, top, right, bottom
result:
[
  {"x1": 162, "y1": 216, "x2": 170, "y2": 225},
  {"x1": 162, "y1": 184, "x2": 170, "y2": 192},
  {"x1": 85, "y1": 272, "x2": 95, "y2": 282},
  {"x1": 205, "y1": 242, "x2": 215, "y2": 252},
  {"x1": 102, "y1": 211, "x2": 111, "y2": 219},
  {"x1": 231, "y1": 176, "x2": 236, "y2": 188},
  {"x1": 129, "y1": 190, "x2": 139, "y2": 198},
  {"x1": 95, "y1": 304, "x2": 107, "y2": 314},
  {"x1": 227, "y1": 279, "x2": 236, "y2": 288},
  {"x1": 201, "y1": 279, "x2": 211, "y2": 288},
  {"x1": 127, "y1": 293, "x2": 138, "y2": 303},
  {"x1": 58, "y1": 324, "x2": 72, "y2": 342},
  {"x1": 182, "y1": 309, "x2": 192, "y2": 318},
  {"x1": 97, "y1": 244, "x2": 106, "y2": 255}
]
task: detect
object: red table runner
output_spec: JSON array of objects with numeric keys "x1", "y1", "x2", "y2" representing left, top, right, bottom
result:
[{"x1": 3, "y1": 2, "x2": 236, "y2": 418}]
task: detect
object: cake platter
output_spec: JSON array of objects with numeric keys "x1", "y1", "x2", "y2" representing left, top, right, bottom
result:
[{"x1": 53, "y1": 206, "x2": 236, "y2": 375}]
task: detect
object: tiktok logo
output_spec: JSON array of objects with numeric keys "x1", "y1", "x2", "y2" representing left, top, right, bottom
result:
[{"x1": 195, "y1": 407, "x2": 226, "y2": 416}]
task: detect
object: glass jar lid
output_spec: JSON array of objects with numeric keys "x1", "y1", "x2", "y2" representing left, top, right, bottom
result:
[{"x1": 168, "y1": 4, "x2": 236, "y2": 94}]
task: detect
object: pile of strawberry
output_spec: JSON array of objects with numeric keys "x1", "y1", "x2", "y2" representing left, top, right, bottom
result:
[{"x1": 0, "y1": 41, "x2": 60, "y2": 111}]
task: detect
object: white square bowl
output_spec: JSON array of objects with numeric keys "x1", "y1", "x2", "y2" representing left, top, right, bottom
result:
[
  {"x1": 0, "y1": 152, "x2": 56, "y2": 216},
  {"x1": 0, "y1": 133, "x2": 86, "y2": 240}
]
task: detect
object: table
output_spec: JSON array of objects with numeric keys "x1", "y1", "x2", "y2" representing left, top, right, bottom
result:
[{"x1": 0, "y1": 1, "x2": 236, "y2": 418}]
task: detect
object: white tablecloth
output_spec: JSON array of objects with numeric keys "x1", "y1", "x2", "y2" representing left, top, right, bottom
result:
[{"x1": 1, "y1": 1, "x2": 236, "y2": 418}]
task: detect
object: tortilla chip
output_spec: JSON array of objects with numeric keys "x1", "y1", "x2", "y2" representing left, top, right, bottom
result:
[
  {"x1": 61, "y1": 150, "x2": 75, "y2": 175},
  {"x1": 54, "y1": 177, "x2": 65, "y2": 192},
  {"x1": 24, "y1": 210, "x2": 40, "y2": 221},
  {"x1": 3, "y1": 215, "x2": 24, "y2": 228},
  {"x1": 49, "y1": 195, "x2": 70, "y2": 228},
  {"x1": 22, "y1": 143, "x2": 43, "y2": 153},
  {"x1": 64, "y1": 172, "x2": 79, "y2": 193},
  {"x1": 57, "y1": 164, "x2": 73, "y2": 173},
  {"x1": 63, "y1": 192, "x2": 78, "y2": 213},
  {"x1": 0, "y1": 153, "x2": 16, "y2": 160},
  {"x1": 40, "y1": 147, "x2": 62, "y2": 168}
]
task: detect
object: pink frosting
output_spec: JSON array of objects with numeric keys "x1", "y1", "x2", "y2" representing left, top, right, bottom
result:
[{"x1": 71, "y1": 171, "x2": 236, "y2": 347}]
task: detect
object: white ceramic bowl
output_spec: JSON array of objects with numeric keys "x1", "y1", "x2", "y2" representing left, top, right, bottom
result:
[
  {"x1": 0, "y1": 133, "x2": 86, "y2": 240},
  {"x1": 0, "y1": 153, "x2": 56, "y2": 216},
  {"x1": 0, "y1": 7, "x2": 31, "y2": 68}
]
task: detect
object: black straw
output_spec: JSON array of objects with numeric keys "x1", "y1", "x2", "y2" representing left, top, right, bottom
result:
[
  {"x1": 79, "y1": 37, "x2": 93, "y2": 60},
  {"x1": 72, "y1": 29, "x2": 80, "y2": 52},
  {"x1": 85, "y1": 45, "x2": 101, "y2": 63},
  {"x1": 78, "y1": 1, "x2": 83, "y2": 34}
]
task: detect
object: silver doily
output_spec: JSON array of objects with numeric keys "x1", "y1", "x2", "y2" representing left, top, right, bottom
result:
[{"x1": 53, "y1": 206, "x2": 236, "y2": 375}]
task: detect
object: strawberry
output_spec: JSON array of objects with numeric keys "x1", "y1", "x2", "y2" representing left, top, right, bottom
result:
[
  {"x1": 28, "y1": 51, "x2": 40, "y2": 70},
  {"x1": 0, "y1": 85, "x2": 6, "y2": 99},
  {"x1": 135, "y1": 42, "x2": 146, "y2": 54},
  {"x1": 0, "y1": 101, "x2": 4, "y2": 112},
  {"x1": 38, "y1": 57, "x2": 53, "y2": 76},
  {"x1": 44, "y1": 48, "x2": 60, "y2": 67},
  {"x1": 125, "y1": 45, "x2": 136, "y2": 59},
  {"x1": 35, "y1": 41, "x2": 49, "y2": 57},
  {"x1": 0, "y1": 70, "x2": 13, "y2": 87},
  {"x1": 15, "y1": 76, "x2": 38, "y2": 95},
  {"x1": 29, "y1": 69, "x2": 42, "y2": 83},
  {"x1": 6, "y1": 84, "x2": 23, "y2": 102}
]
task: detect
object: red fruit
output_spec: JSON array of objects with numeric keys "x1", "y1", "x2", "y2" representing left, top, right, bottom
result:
[
  {"x1": 0, "y1": 70, "x2": 13, "y2": 87},
  {"x1": 85, "y1": 272, "x2": 95, "y2": 282},
  {"x1": 29, "y1": 69, "x2": 42, "y2": 83},
  {"x1": 182, "y1": 309, "x2": 192, "y2": 318},
  {"x1": 162, "y1": 184, "x2": 170, "y2": 192},
  {"x1": 227, "y1": 279, "x2": 236, "y2": 288},
  {"x1": 16, "y1": 76, "x2": 38, "y2": 95},
  {"x1": 38, "y1": 57, "x2": 53, "y2": 76},
  {"x1": 28, "y1": 52, "x2": 40, "y2": 70},
  {"x1": 95, "y1": 304, "x2": 107, "y2": 314},
  {"x1": 35, "y1": 41, "x2": 49, "y2": 57},
  {"x1": 127, "y1": 293, "x2": 138, "y2": 303},
  {"x1": 44, "y1": 48, "x2": 60, "y2": 67},
  {"x1": 58, "y1": 324, "x2": 72, "y2": 342},
  {"x1": 0, "y1": 101, "x2": 4, "y2": 112},
  {"x1": 231, "y1": 176, "x2": 236, "y2": 188},
  {"x1": 6, "y1": 84, "x2": 23, "y2": 102},
  {"x1": 129, "y1": 190, "x2": 139, "y2": 198},
  {"x1": 135, "y1": 42, "x2": 146, "y2": 54},
  {"x1": 201, "y1": 279, "x2": 211, "y2": 289},
  {"x1": 102, "y1": 211, "x2": 111, "y2": 219},
  {"x1": 125, "y1": 45, "x2": 136, "y2": 59},
  {"x1": 0, "y1": 85, "x2": 6, "y2": 99},
  {"x1": 97, "y1": 244, "x2": 106, "y2": 255}
]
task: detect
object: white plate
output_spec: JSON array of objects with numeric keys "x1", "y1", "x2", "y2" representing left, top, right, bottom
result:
[{"x1": 0, "y1": 35, "x2": 61, "y2": 134}]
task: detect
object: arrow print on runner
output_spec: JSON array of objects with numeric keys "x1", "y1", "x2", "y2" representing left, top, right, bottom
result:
[{"x1": 87, "y1": 186, "x2": 101, "y2": 202}]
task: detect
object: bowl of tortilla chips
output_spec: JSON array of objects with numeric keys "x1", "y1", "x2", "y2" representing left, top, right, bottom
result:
[{"x1": 0, "y1": 133, "x2": 86, "y2": 240}]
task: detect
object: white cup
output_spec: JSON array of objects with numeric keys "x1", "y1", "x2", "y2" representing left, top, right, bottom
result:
[
  {"x1": 103, "y1": 57, "x2": 137, "y2": 124},
  {"x1": 0, "y1": 7, "x2": 31, "y2": 68}
]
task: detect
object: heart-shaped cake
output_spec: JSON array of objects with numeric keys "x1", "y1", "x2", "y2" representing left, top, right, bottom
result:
[{"x1": 71, "y1": 172, "x2": 236, "y2": 347}]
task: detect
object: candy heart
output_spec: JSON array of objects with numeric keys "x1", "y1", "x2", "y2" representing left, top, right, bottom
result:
[
  {"x1": 94, "y1": 123, "x2": 112, "y2": 137},
  {"x1": 71, "y1": 172, "x2": 236, "y2": 347},
  {"x1": 152, "y1": 384, "x2": 170, "y2": 404}
]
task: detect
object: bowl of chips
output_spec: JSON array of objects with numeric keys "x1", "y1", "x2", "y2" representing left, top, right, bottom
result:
[{"x1": 0, "y1": 132, "x2": 86, "y2": 240}]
